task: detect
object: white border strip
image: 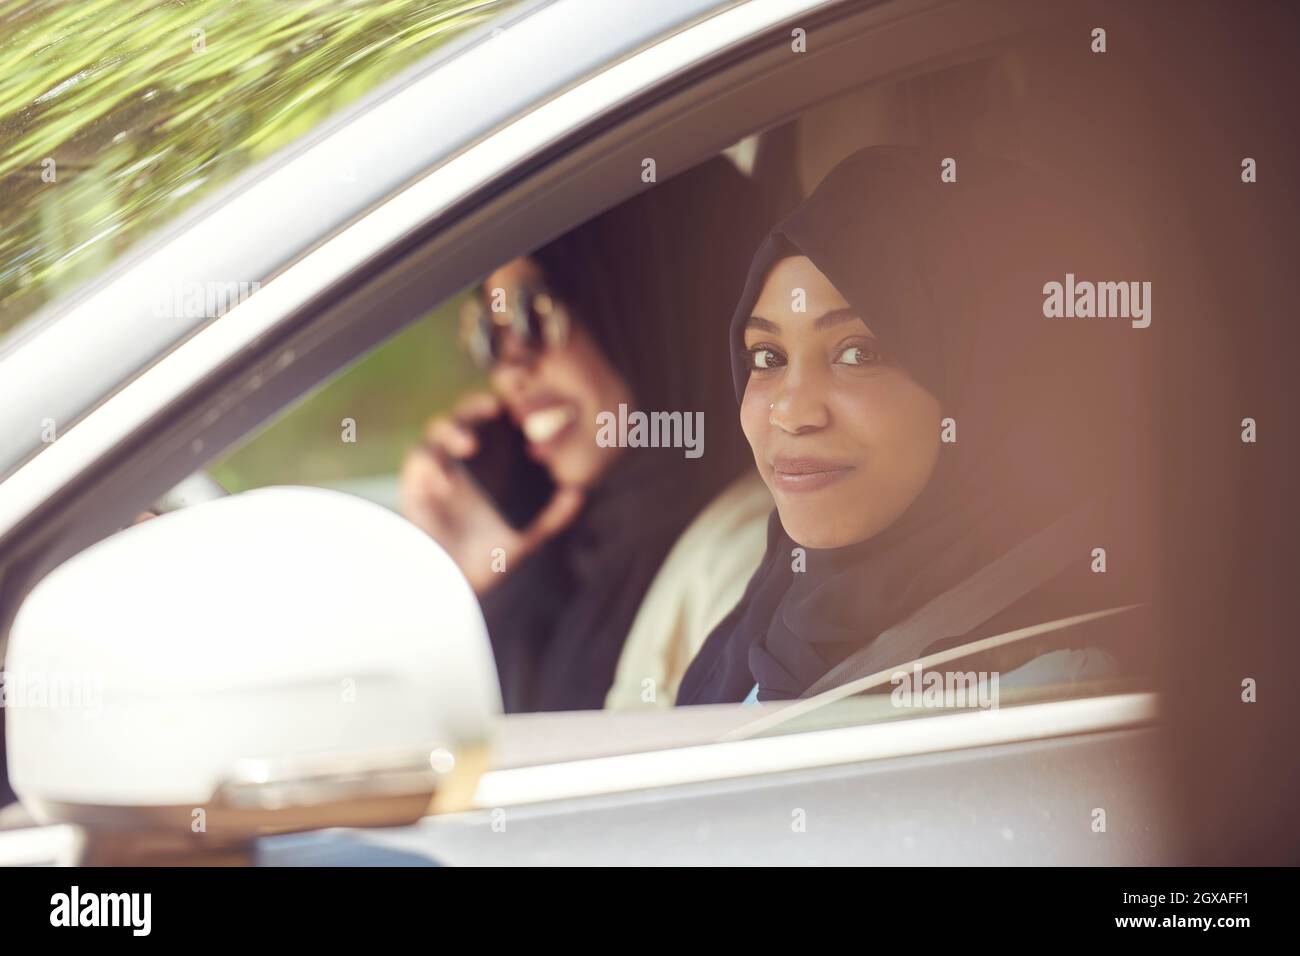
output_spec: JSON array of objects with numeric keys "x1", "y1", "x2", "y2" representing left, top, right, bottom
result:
[
  {"x1": 0, "y1": 0, "x2": 832, "y2": 536},
  {"x1": 471, "y1": 692, "x2": 1158, "y2": 808}
]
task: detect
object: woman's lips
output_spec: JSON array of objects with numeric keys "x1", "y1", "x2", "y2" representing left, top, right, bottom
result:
[{"x1": 769, "y1": 456, "x2": 857, "y2": 493}]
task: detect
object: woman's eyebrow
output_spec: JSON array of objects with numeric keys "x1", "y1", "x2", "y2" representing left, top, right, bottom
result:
[
  {"x1": 813, "y1": 307, "x2": 864, "y2": 331},
  {"x1": 746, "y1": 309, "x2": 865, "y2": 335}
]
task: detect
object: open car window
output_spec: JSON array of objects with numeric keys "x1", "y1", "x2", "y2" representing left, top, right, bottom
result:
[{"x1": 204, "y1": 40, "x2": 1166, "y2": 729}]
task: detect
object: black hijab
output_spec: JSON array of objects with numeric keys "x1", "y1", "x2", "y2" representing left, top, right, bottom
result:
[
  {"x1": 480, "y1": 157, "x2": 773, "y2": 712},
  {"x1": 678, "y1": 146, "x2": 1153, "y2": 705}
]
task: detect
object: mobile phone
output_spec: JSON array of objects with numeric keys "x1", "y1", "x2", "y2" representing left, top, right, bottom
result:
[{"x1": 461, "y1": 414, "x2": 556, "y2": 530}]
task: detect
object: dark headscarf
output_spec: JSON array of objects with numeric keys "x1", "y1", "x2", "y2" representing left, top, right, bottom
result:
[
  {"x1": 481, "y1": 157, "x2": 773, "y2": 712},
  {"x1": 678, "y1": 146, "x2": 1154, "y2": 705}
]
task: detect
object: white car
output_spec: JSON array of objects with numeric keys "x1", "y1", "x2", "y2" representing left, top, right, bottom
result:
[{"x1": 0, "y1": 0, "x2": 1293, "y2": 871}]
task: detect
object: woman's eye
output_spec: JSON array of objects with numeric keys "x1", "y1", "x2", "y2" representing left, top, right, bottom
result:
[
  {"x1": 748, "y1": 346, "x2": 785, "y2": 370},
  {"x1": 835, "y1": 344, "x2": 882, "y2": 367}
]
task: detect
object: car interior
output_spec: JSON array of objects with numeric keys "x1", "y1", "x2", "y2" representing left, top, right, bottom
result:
[{"x1": 193, "y1": 12, "x2": 1168, "y2": 724}]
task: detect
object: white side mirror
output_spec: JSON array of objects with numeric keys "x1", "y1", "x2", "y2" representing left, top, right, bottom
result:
[{"x1": 4, "y1": 486, "x2": 500, "y2": 855}]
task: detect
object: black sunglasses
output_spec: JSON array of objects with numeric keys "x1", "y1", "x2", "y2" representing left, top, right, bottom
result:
[{"x1": 459, "y1": 284, "x2": 569, "y2": 370}]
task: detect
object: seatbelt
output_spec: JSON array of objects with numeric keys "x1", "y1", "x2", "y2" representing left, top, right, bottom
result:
[
  {"x1": 718, "y1": 603, "x2": 1142, "y2": 742},
  {"x1": 802, "y1": 499, "x2": 1101, "y2": 699}
]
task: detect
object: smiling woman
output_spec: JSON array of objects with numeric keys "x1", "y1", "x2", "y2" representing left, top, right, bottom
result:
[
  {"x1": 400, "y1": 157, "x2": 775, "y2": 713},
  {"x1": 677, "y1": 146, "x2": 1155, "y2": 706},
  {"x1": 742, "y1": 255, "x2": 942, "y2": 549}
]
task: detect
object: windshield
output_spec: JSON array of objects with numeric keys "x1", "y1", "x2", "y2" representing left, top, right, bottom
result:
[{"x1": 0, "y1": 0, "x2": 520, "y2": 341}]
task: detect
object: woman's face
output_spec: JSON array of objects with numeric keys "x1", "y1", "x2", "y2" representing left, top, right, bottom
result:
[
  {"x1": 483, "y1": 257, "x2": 632, "y2": 488},
  {"x1": 740, "y1": 255, "x2": 943, "y2": 549}
]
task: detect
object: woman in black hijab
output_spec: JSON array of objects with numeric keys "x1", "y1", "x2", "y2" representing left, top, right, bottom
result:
[
  {"x1": 678, "y1": 146, "x2": 1156, "y2": 705},
  {"x1": 400, "y1": 157, "x2": 771, "y2": 712}
]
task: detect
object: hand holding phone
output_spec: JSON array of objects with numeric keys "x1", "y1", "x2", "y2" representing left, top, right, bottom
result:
[
  {"x1": 461, "y1": 414, "x2": 556, "y2": 530},
  {"x1": 398, "y1": 393, "x2": 582, "y2": 594}
]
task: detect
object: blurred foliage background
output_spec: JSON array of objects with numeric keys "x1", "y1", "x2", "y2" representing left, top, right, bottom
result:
[
  {"x1": 0, "y1": 0, "x2": 511, "y2": 491},
  {"x1": 211, "y1": 298, "x2": 483, "y2": 495}
]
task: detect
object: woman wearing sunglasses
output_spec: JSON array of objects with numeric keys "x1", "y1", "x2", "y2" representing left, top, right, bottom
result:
[{"x1": 400, "y1": 158, "x2": 773, "y2": 712}]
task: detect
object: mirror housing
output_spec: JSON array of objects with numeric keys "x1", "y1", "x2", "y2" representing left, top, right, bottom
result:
[{"x1": 4, "y1": 486, "x2": 500, "y2": 856}]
